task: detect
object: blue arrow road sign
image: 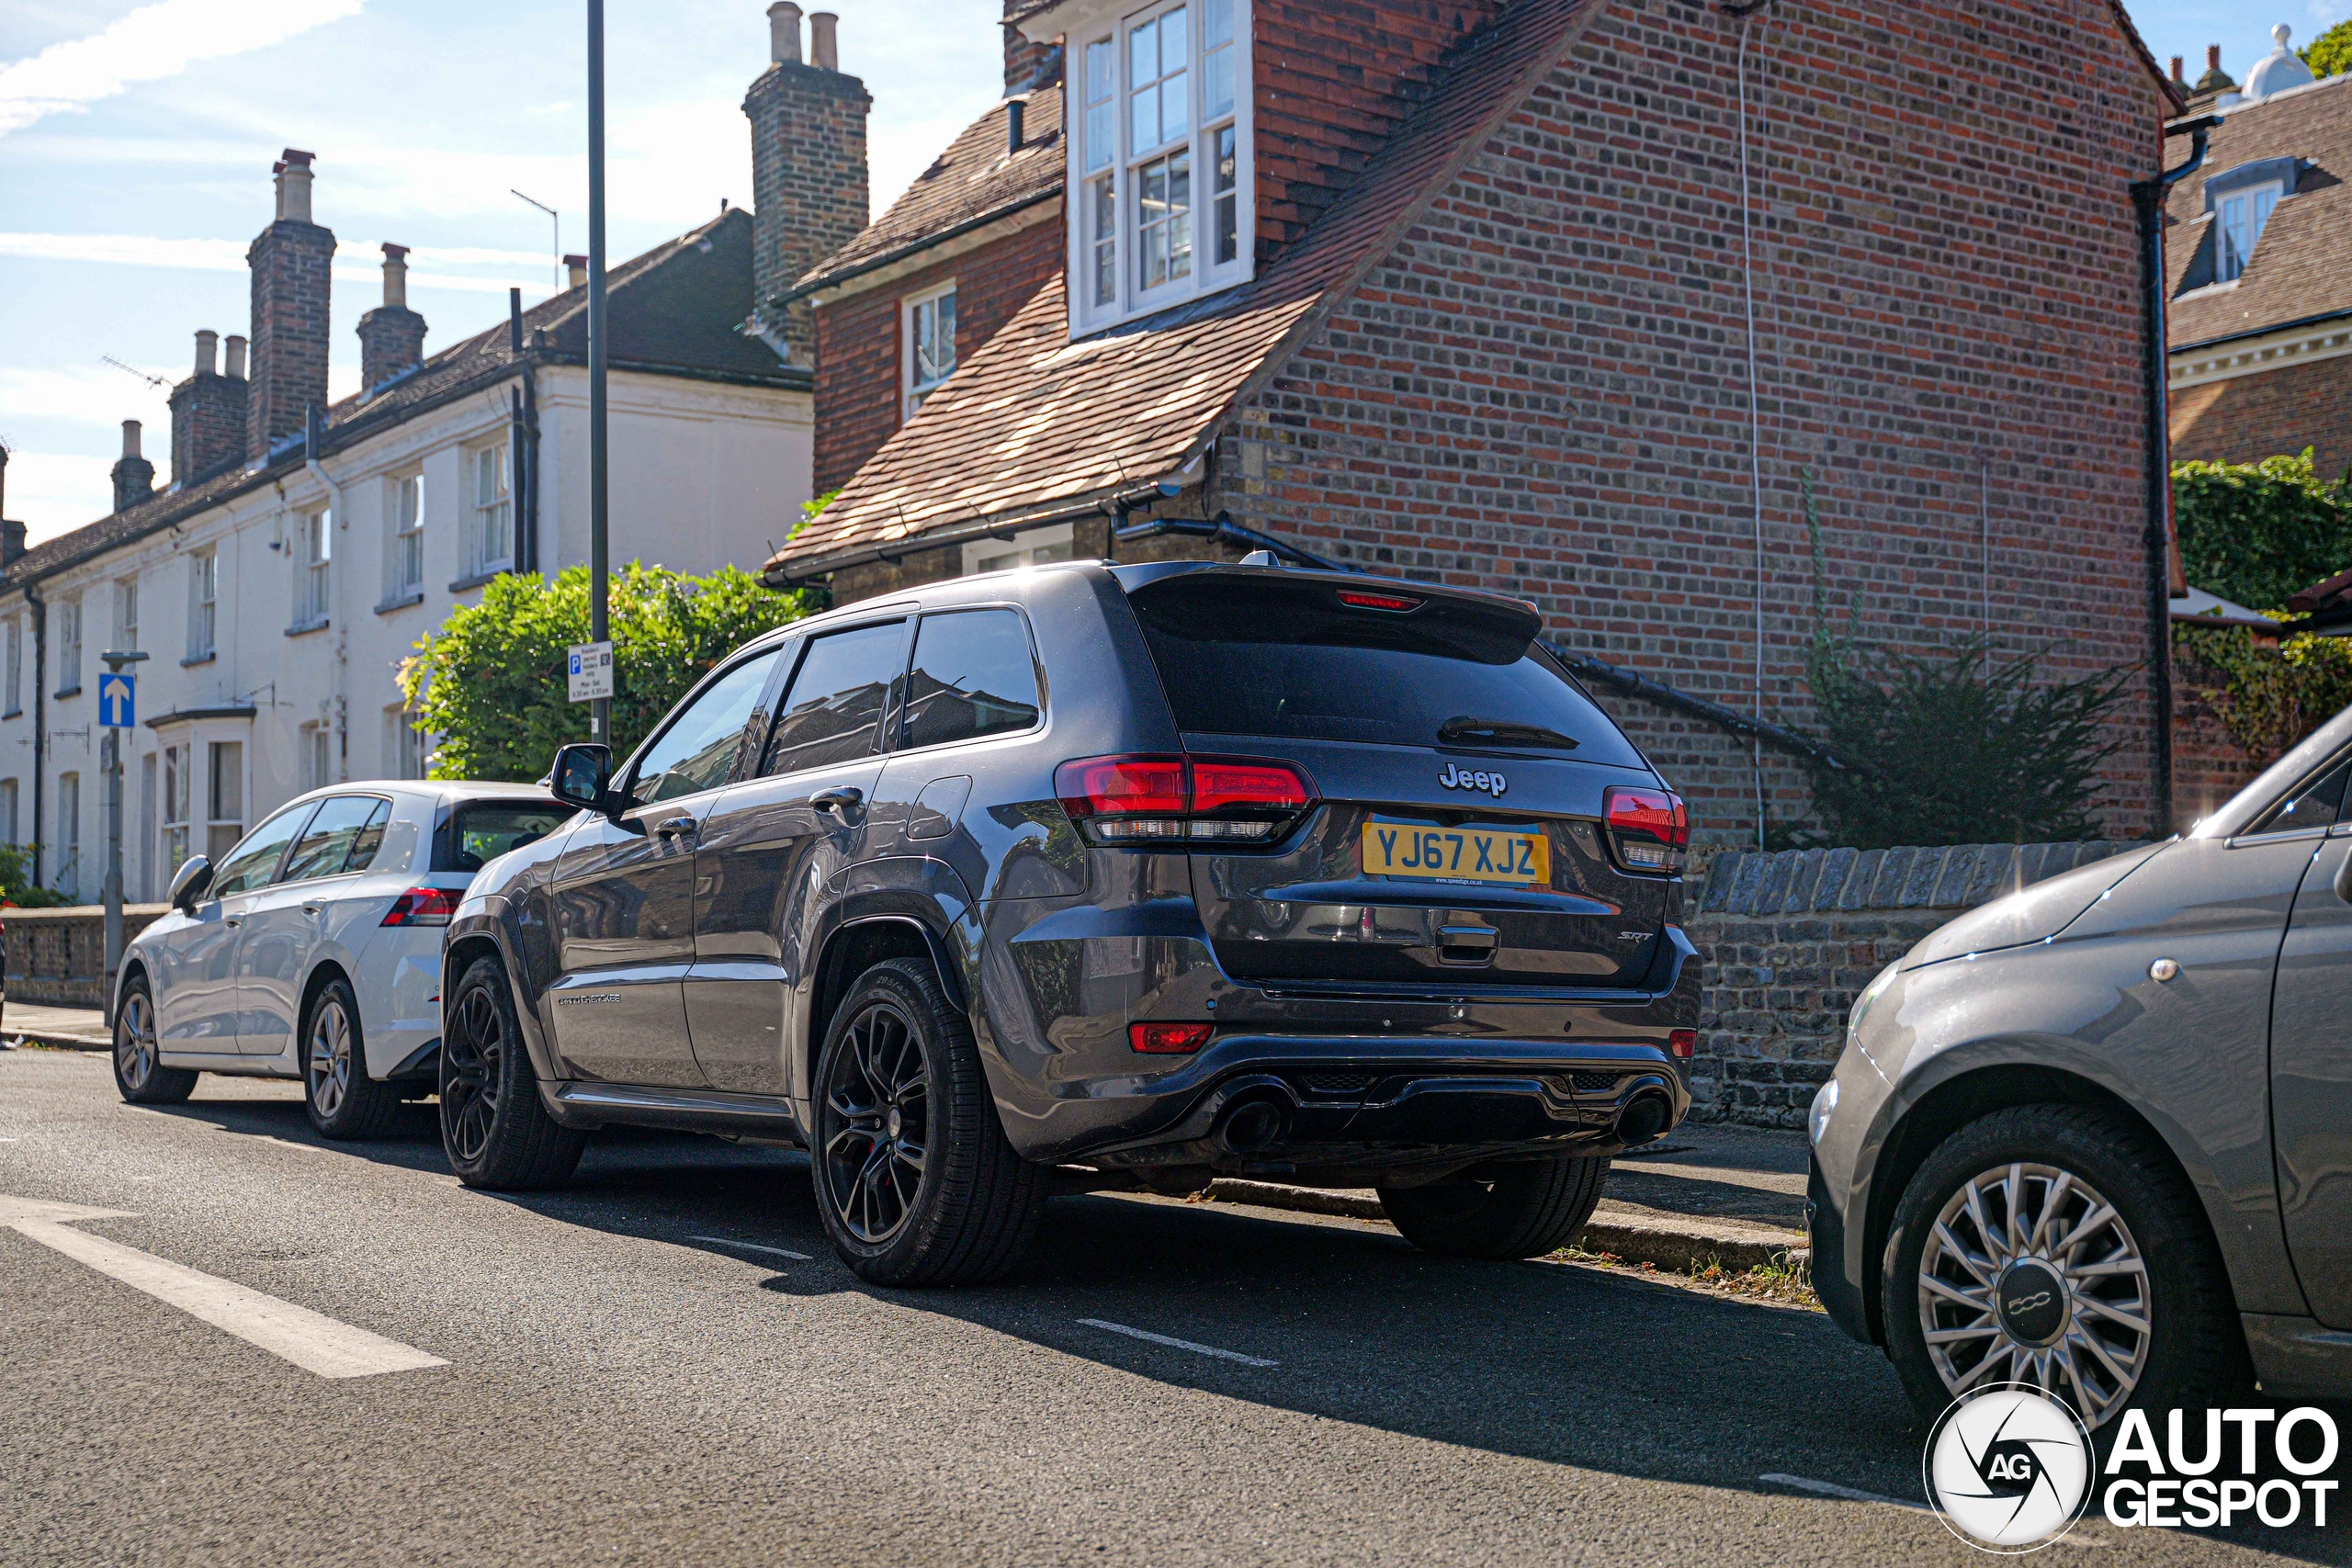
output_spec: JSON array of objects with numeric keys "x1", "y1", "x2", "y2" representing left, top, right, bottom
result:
[{"x1": 99, "y1": 672, "x2": 135, "y2": 729}]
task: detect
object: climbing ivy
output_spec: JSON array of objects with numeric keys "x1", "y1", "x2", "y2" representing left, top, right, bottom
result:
[{"x1": 2174, "y1": 621, "x2": 2352, "y2": 762}]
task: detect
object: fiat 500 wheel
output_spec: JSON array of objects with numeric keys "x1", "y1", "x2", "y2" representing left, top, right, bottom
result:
[
  {"x1": 810, "y1": 958, "x2": 1046, "y2": 1286},
  {"x1": 1883, "y1": 1104, "x2": 2244, "y2": 1432}
]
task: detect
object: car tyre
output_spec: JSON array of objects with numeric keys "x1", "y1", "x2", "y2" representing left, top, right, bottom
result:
[
  {"x1": 439, "y1": 954, "x2": 585, "y2": 1190},
  {"x1": 112, "y1": 971, "x2": 198, "y2": 1105},
  {"x1": 302, "y1": 976, "x2": 398, "y2": 1140},
  {"x1": 811, "y1": 958, "x2": 1047, "y2": 1286},
  {"x1": 1882, "y1": 1104, "x2": 2245, "y2": 1434},
  {"x1": 1378, "y1": 1155, "x2": 1609, "y2": 1259}
]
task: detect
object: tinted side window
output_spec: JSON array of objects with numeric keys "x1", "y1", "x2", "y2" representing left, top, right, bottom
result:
[
  {"x1": 2259, "y1": 754, "x2": 2352, "y2": 834},
  {"x1": 209, "y1": 804, "x2": 319, "y2": 897},
  {"x1": 630, "y1": 649, "x2": 783, "y2": 805},
  {"x1": 763, "y1": 622, "x2": 909, "y2": 776},
  {"x1": 283, "y1": 795, "x2": 391, "y2": 881},
  {"x1": 435, "y1": 802, "x2": 572, "y2": 872},
  {"x1": 899, "y1": 610, "x2": 1042, "y2": 750}
]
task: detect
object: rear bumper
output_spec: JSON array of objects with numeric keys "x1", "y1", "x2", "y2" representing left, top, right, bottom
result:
[{"x1": 1035, "y1": 1033, "x2": 1690, "y2": 1174}]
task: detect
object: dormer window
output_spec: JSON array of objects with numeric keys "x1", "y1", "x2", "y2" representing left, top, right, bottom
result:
[
  {"x1": 2217, "y1": 182, "x2": 2280, "y2": 282},
  {"x1": 1066, "y1": 0, "x2": 1252, "y2": 335}
]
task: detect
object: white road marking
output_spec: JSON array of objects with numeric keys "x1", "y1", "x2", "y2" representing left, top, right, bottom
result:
[
  {"x1": 1758, "y1": 1473, "x2": 1929, "y2": 1512},
  {"x1": 1078, "y1": 1317, "x2": 1279, "y2": 1367},
  {"x1": 690, "y1": 1235, "x2": 812, "y2": 1262},
  {"x1": 0, "y1": 1193, "x2": 447, "y2": 1379}
]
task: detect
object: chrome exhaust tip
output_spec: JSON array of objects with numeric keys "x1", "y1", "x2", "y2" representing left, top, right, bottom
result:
[{"x1": 1218, "y1": 1098, "x2": 1290, "y2": 1155}]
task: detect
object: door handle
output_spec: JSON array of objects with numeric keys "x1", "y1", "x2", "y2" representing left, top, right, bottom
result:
[
  {"x1": 301, "y1": 902, "x2": 324, "y2": 917},
  {"x1": 653, "y1": 816, "x2": 698, "y2": 840},
  {"x1": 808, "y1": 786, "x2": 865, "y2": 817},
  {"x1": 224, "y1": 917, "x2": 243, "y2": 929}
]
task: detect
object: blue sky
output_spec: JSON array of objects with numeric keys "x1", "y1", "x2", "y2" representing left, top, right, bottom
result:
[{"x1": 0, "y1": 0, "x2": 2342, "y2": 544}]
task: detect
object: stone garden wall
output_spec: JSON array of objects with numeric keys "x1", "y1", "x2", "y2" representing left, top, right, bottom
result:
[{"x1": 1681, "y1": 841, "x2": 2134, "y2": 1128}]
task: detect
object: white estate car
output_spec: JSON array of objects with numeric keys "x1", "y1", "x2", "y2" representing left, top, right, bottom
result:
[{"x1": 110, "y1": 782, "x2": 571, "y2": 1137}]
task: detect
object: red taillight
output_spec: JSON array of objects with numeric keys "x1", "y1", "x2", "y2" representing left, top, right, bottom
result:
[
  {"x1": 1055, "y1": 754, "x2": 1317, "y2": 845},
  {"x1": 1602, "y1": 785, "x2": 1689, "y2": 874},
  {"x1": 381, "y1": 886, "x2": 462, "y2": 928},
  {"x1": 1668, "y1": 1029, "x2": 1696, "y2": 1060},
  {"x1": 1129, "y1": 1021, "x2": 1212, "y2": 1054},
  {"x1": 1337, "y1": 588, "x2": 1423, "y2": 613}
]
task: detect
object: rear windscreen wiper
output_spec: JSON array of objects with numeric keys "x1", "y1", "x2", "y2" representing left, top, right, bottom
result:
[{"x1": 1438, "y1": 716, "x2": 1579, "y2": 750}]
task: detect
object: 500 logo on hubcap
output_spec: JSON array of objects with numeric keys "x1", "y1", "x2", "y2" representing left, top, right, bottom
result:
[{"x1": 1925, "y1": 1385, "x2": 2095, "y2": 1552}]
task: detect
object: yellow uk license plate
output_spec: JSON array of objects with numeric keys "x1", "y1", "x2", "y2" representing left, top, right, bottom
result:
[{"x1": 1362, "y1": 822, "x2": 1550, "y2": 886}]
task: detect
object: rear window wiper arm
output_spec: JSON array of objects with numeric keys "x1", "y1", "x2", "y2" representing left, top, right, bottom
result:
[{"x1": 1437, "y1": 716, "x2": 1579, "y2": 750}]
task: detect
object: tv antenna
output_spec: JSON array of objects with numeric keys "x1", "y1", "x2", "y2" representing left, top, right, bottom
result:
[{"x1": 101, "y1": 355, "x2": 170, "y2": 391}]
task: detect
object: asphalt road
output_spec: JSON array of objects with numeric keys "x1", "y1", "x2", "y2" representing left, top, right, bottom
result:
[{"x1": 1, "y1": 1047, "x2": 2342, "y2": 1568}]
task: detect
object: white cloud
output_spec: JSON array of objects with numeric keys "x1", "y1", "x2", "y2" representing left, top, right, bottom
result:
[
  {"x1": 0, "y1": 231, "x2": 556, "y2": 292},
  {"x1": 0, "y1": 365, "x2": 175, "y2": 432},
  {"x1": 1, "y1": 452, "x2": 118, "y2": 546},
  {"x1": 0, "y1": 0, "x2": 368, "y2": 137}
]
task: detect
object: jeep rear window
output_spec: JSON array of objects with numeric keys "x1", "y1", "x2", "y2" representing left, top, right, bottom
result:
[
  {"x1": 1127, "y1": 573, "x2": 1644, "y2": 767},
  {"x1": 434, "y1": 801, "x2": 572, "y2": 874}
]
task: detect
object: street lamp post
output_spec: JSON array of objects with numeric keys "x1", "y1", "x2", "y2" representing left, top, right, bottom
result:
[
  {"x1": 99, "y1": 647, "x2": 149, "y2": 1029},
  {"x1": 586, "y1": 0, "x2": 610, "y2": 747}
]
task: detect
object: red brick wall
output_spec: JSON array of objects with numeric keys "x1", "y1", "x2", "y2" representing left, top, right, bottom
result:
[
  {"x1": 745, "y1": 62, "x2": 872, "y2": 366},
  {"x1": 2171, "y1": 648, "x2": 2269, "y2": 826},
  {"x1": 245, "y1": 217, "x2": 334, "y2": 463},
  {"x1": 2170, "y1": 355, "x2": 2352, "y2": 479},
  {"x1": 1211, "y1": 0, "x2": 2174, "y2": 841},
  {"x1": 812, "y1": 216, "x2": 1063, "y2": 494},
  {"x1": 1250, "y1": 0, "x2": 1506, "y2": 258}
]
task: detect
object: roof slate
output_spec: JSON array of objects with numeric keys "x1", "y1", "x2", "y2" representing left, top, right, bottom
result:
[
  {"x1": 6, "y1": 208, "x2": 792, "y2": 593},
  {"x1": 2166, "y1": 73, "x2": 2352, "y2": 348},
  {"x1": 792, "y1": 87, "x2": 1066, "y2": 298},
  {"x1": 766, "y1": 0, "x2": 1603, "y2": 578}
]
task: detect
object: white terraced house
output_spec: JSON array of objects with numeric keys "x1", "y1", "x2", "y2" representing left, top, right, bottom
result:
[{"x1": 0, "y1": 151, "x2": 818, "y2": 901}]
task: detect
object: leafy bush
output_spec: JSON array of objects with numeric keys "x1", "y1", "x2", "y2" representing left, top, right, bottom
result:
[
  {"x1": 400, "y1": 563, "x2": 815, "y2": 783},
  {"x1": 2173, "y1": 450, "x2": 2352, "y2": 612},
  {"x1": 2304, "y1": 19, "x2": 2352, "y2": 79},
  {"x1": 1785, "y1": 471, "x2": 2131, "y2": 848},
  {"x1": 2175, "y1": 621, "x2": 2352, "y2": 761},
  {"x1": 0, "y1": 841, "x2": 74, "y2": 907}
]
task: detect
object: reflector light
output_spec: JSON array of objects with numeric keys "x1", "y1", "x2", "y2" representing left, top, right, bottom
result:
[
  {"x1": 1130, "y1": 1021, "x2": 1213, "y2": 1054},
  {"x1": 1336, "y1": 589, "x2": 1423, "y2": 613},
  {"x1": 1668, "y1": 1029, "x2": 1697, "y2": 1060},
  {"x1": 382, "y1": 886, "x2": 462, "y2": 927}
]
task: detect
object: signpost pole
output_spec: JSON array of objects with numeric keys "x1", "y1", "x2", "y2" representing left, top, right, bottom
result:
[
  {"x1": 586, "y1": 0, "x2": 610, "y2": 748},
  {"x1": 97, "y1": 649, "x2": 147, "y2": 1031}
]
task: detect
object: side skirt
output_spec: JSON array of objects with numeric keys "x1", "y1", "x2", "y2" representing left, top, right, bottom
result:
[{"x1": 546, "y1": 1079, "x2": 805, "y2": 1144}]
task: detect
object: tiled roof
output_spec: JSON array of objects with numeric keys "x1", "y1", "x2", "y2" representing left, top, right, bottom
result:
[
  {"x1": 4, "y1": 209, "x2": 793, "y2": 594},
  {"x1": 2165, "y1": 73, "x2": 2352, "y2": 348},
  {"x1": 766, "y1": 0, "x2": 1604, "y2": 579},
  {"x1": 790, "y1": 87, "x2": 1065, "y2": 299}
]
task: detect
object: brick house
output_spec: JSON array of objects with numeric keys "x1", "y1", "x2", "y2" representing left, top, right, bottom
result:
[
  {"x1": 2164, "y1": 30, "x2": 2352, "y2": 479},
  {"x1": 768, "y1": 0, "x2": 2187, "y2": 842}
]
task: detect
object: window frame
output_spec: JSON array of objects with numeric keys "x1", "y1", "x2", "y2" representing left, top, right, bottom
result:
[
  {"x1": 115, "y1": 576, "x2": 138, "y2": 654},
  {"x1": 903, "y1": 281, "x2": 959, "y2": 419},
  {"x1": 57, "y1": 771, "x2": 80, "y2": 897},
  {"x1": 4, "y1": 615, "x2": 19, "y2": 717},
  {"x1": 467, "y1": 443, "x2": 515, "y2": 580},
  {"x1": 294, "y1": 507, "x2": 332, "y2": 629},
  {"x1": 889, "y1": 604, "x2": 1050, "y2": 757},
  {"x1": 388, "y1": 471, "x2": 424, "y2": 599},
  {"x1": 188, "y1": 550, "x2": 218, "y2": 661},
  {"x1": 1064, "y1": 0, "x2": 1253, "y2": 337},
  {"x1": 2217, "y1": 180, "x2": 2283, "y2": 283},
  {"x1": 162, "y1": 741, "x2": 190, "y2": 874},
  {"x1": 1, "y1": 777, "x2": 17, "y2": 846},
  {"x1": 56, "y1": 596, "x2": 82, "y2": 697}
]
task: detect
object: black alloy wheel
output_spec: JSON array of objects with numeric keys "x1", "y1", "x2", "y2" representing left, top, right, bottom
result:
[
  {"x1": 438, "y1": 954, "x2": 585, "y2": 1190},
  {"x1": 809, "y1": 958, "x2": 1047, "y2": 1286},
  {"x1": 820, "y1": 995, "x2": 932, "y2": 1246}
]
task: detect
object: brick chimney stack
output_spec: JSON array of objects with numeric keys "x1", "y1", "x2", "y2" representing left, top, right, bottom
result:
[
  {"x1": 245, "y1": 148, "x2": 335, "y2": 462},
  {"x1": 356, "y1": 243, "x2": 429, "y2": 396},
  {"x1": 169, "y1": 328, "x2": 250, "y2": 487},
  {"x1": 1003, "y1": 0, "x2": 1062, "y2": 93},
  {"x1": 743, "y1": 2, "x2": 870, "y2": 365},
  {"x1": 111, "y1": 421, "x2": 155, "y2": 513}
]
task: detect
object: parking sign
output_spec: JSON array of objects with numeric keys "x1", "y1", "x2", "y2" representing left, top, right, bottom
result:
[{"x1": 567, "y1": 640, "x2": 615, "y2": 702}]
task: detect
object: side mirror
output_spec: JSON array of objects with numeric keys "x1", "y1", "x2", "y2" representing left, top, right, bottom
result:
[
  {"x1": 549, "y1": 742, "x2": 616, "y2": 815},
  {"x1": 167, "y1": 855, "x2": 214, "y2": 914}
]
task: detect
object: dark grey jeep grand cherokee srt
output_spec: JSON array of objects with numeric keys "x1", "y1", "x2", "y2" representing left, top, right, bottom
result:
[{"x1": 441, "y1": 559, "x2": 1699, "y2": 1284}]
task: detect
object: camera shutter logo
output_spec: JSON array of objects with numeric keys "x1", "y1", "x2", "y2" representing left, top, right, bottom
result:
[{"x1": 1924, "y1": 1385, "x2": 2095, "y2": 1551}]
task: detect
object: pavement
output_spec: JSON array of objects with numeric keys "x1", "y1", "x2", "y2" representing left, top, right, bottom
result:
[
  {"x1": 1, "y1": 1048, "x2": 2337, "y2": 1566},
  {"x1": 4, "y1": 1001, "x2": 112, "y2": 1049}
]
